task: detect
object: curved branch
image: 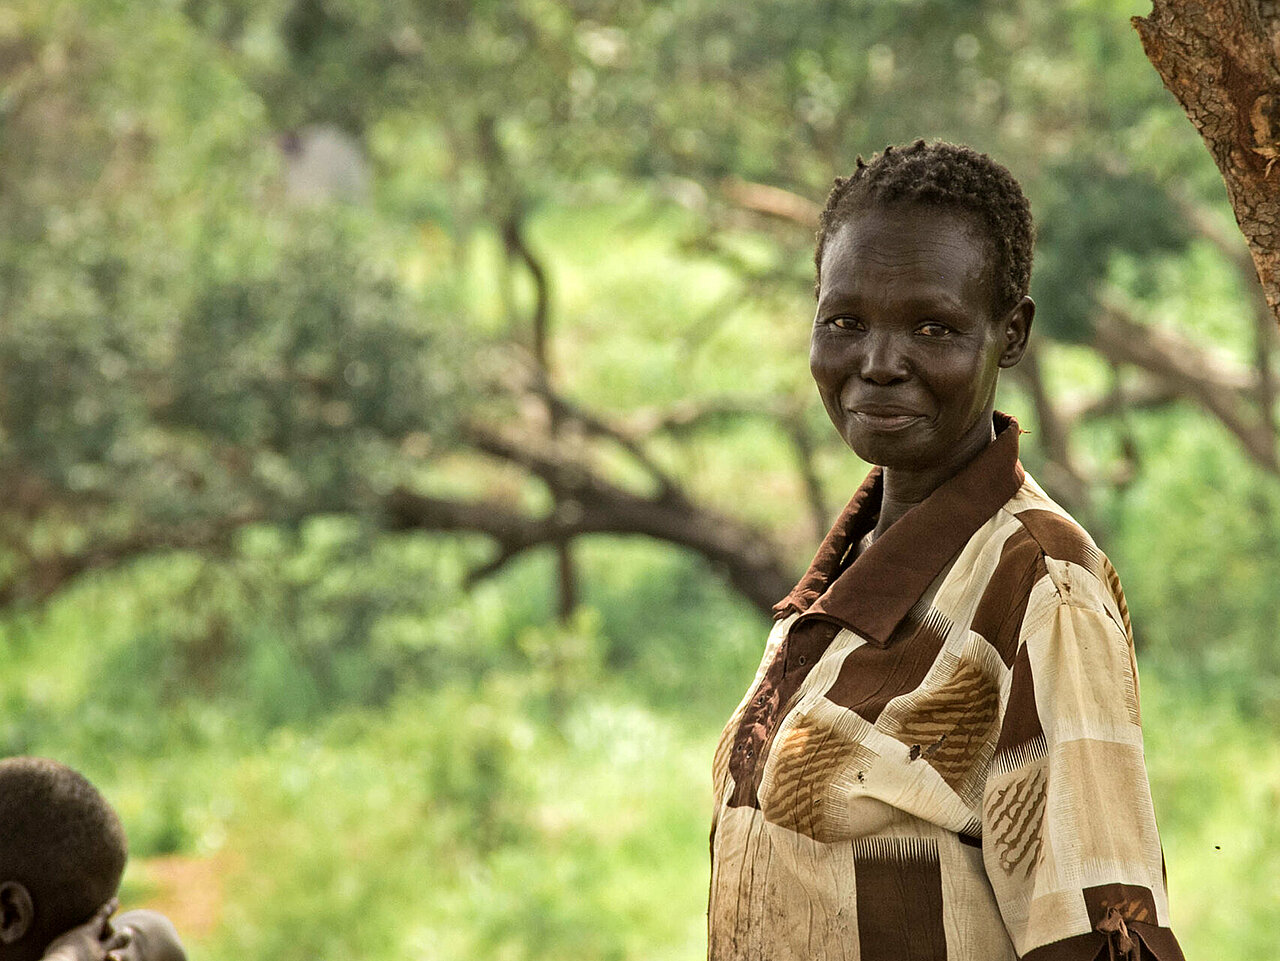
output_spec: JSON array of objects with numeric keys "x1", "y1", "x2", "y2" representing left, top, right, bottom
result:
[
  {"x1": 383, "y1": 480, "x2": 793, "y2": 618},
  {"x1": 623, "y1": 396, "x2": 791, "y2": 436},
  {"x1": 1092, "y1": 301, "x2": 1278, "y2": 472},
  {"x1": 1006, "y1": 344, "x2": 1090, "y2": 511},
  {"x1": 518, "y1": 376, "x2": 686, "y2": 502},
  {"x1": 1059, "y1": 375, "x2": 1181, "y2": 424},
  {"x1": 0, "y1": 511, "x2": 263, "y2": 606},
  {"x1": 779, "y1": 413, "x2": 830, "y2": 539},
  {"x1": 502, "y1": 216, "x2": 551, "y2": 372},
  {"x1": 1170, "y1": 190, "x2": 1278, "y2": 432}
]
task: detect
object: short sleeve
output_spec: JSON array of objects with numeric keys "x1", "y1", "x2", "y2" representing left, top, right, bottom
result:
[{"x1": 982, "y1": 587, "x2": 1185, "y2": 960}]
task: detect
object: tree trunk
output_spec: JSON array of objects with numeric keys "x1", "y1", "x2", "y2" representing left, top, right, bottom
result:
[{"x1": 1133, "y1": 1, "x2": 1280, "y2": 326}]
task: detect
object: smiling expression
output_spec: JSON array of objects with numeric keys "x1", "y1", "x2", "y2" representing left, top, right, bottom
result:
[{"x1": 810, "y1": 204, "x2": 1032, "y2": 487}]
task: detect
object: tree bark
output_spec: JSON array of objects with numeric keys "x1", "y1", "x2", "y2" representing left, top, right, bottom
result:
[{"x1": 1134, "y1": 0, "x2": 1280, "y2": 326}]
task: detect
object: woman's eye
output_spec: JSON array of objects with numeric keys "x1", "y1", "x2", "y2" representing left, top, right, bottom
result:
[
  {"x1": 917, "y1": 322, "x2": 951, "y2": 337},
  {"x1": 830, "y1": 316, "x2": 864, "y2": 331}
]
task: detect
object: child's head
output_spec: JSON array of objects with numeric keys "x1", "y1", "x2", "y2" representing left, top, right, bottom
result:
[{"x1": 0, "y1": 758, "x2": 128, "y2": 961}]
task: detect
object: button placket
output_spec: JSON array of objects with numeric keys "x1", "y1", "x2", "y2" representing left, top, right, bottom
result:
[{"x1": 726, "y1": 618, "x2": 842, "y2": 809}]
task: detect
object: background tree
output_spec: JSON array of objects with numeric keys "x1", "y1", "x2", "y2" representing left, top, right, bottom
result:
[{"x1": 2, "y1": 1, "x2": 1278, "y2": 959}]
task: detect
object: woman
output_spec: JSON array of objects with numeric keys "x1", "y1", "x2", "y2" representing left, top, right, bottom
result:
[{"x1": 708, "y1": 141, "x2": 1183, "y2": 961}]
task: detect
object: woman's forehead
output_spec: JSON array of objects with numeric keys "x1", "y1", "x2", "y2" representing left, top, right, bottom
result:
[{"x1": 819, "y1": 206, "x2": 994, "y2": 300}]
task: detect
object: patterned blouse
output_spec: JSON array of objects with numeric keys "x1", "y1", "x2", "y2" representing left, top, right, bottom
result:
[{"x1": 709, "y1": 414, "x2": 1184, "y2": 961}]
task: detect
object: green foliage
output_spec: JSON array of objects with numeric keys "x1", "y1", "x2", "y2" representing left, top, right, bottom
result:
[
  {"x1": 1102, "y1": 413, "x2": 1280, "y2": 715},
  {"x1": 5, "y1": 532, "x2": 1278, "y2": 960},
  {"x1": 0, "y1": 537, "x2": 764, "y2": 960},
  {"x1": 0, "y1": 0, "x2": 467, "y2": 607},
  {"x1": 1034, "y1": 159, "x2": 1192, "y2": 341},
  {"x1": 3, "y1": 218, "x2": 453, "y2": 515},
  {"x1": 2, "y1": 0, "x2": 1279, "y2": 959},
  {"x1": 1142, "y1": 676, "x2": 1280, "y2": 961}
]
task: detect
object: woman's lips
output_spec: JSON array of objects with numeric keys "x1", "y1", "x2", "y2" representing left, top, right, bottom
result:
[{"x1": 851, "y1": 409, "x2": 924, "y2": 431}]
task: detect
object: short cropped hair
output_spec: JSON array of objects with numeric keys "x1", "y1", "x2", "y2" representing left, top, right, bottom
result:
[
  {"x1": 814, "y1": 139, "x2": 1035, "y2": 316},
  {"x1": 0, "y1": 758, "x2": 127, "y2": 944}
]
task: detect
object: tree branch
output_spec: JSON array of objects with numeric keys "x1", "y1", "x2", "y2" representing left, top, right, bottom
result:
[
  {"x1": 1171, "y1": 189, "x2": 1278, "y2": 432},
  {"x1": 778, "y1": 412, "x2": 830, "y2": 540},
  {"x1": 1058, "y1": 375, "x2": 1182, "y2": 424},
  {"x1": 502, "y1": 215, "x2": 552, "y2": 372},
  {"x1": 516, "y1": 374, "x2": 687, "y2": 503},
  {"x1": 1007, "y1": 343, "x2": 1090, "y2": 511},
  {"x1": 383, "y1": 482, "x2": 793, "y2": 618},
  {"x1": 720, "y1": 177, "x2": 821, "y2": 227},
  {"x1": 1092, "y1": 300, "x2": 1278, "y2": 472},
  {"x1": 623, "y1": 396, "x2": 791, "y2": 436},
  {"x1": 623, "y1": 395, "x2": 831, "y2": 536},
  {"x1": 0, "y1": 512, "x2": 263, "y2": 606}
]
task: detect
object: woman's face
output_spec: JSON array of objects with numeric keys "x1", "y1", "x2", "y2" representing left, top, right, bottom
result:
[{"x1": 810, "y1": 204, "x2": 1031, "y2": 477}]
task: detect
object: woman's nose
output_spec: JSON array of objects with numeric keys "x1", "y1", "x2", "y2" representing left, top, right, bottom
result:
[{"x1": 858, "y1": 331, "x2": 910, "y2": 384}]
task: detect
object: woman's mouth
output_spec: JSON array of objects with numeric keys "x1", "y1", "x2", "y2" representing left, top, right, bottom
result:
[{"x1": 851, "y1": 409, "x2": 923, "y2": 431}]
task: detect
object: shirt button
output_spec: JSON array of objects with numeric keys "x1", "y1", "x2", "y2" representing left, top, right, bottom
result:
[{"x1": 797, "y1": 655, "x2": 807, "y2": 666}]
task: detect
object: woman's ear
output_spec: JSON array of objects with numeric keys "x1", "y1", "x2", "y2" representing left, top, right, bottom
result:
[
  {"x1": 998, "y1": 296, "x2": 1035, "y2": 368},
  {"x1": 0, "y1": 882, "x2": 35, "y2": 945}
]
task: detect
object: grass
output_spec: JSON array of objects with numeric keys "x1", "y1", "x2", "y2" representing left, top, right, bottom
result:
[{"x1": 3, "y1": 530, "x2": 1278, "y2": 960}]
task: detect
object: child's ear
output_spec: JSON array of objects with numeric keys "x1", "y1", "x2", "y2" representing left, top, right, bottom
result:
[{"x1": 0, "y1": 882, "x2": 34, "y2": 944}]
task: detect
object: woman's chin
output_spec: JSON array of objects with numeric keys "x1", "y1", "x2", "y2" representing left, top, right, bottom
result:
[{"x1": 844, "y1": 431, "x2": 929, "y2": 470}]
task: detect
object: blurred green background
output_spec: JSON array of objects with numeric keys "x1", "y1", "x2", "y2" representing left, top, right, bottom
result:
[{"x1": 2, "y1": 0, "x2": 1278, "y2": 958}]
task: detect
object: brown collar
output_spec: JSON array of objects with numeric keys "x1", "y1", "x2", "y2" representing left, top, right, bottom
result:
[{"x1": 774, "y1": 412, "x2": 1025, "y2": 647}]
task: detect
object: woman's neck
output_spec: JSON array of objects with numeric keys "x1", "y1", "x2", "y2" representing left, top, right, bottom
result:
[{"x1": 870, "y1": 418, "x2": 997, "y2": 541}]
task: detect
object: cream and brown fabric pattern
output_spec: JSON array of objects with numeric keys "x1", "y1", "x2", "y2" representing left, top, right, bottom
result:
[{"x1": 708, "y1": 415, "x2": 1183, "y2": 961}]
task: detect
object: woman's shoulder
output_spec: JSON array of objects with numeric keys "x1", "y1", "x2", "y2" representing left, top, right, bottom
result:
[
  {"x1": 990, "y1": 470, "x2": 1124, "y2": 613},
  {"x1": 994, "y1": 469, "x2": 1097, "y2": 557}
]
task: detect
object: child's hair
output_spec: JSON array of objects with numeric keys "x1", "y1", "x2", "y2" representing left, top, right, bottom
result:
[{"x1": 0, "y1": 758, "x2": 128, "y2": 945}]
